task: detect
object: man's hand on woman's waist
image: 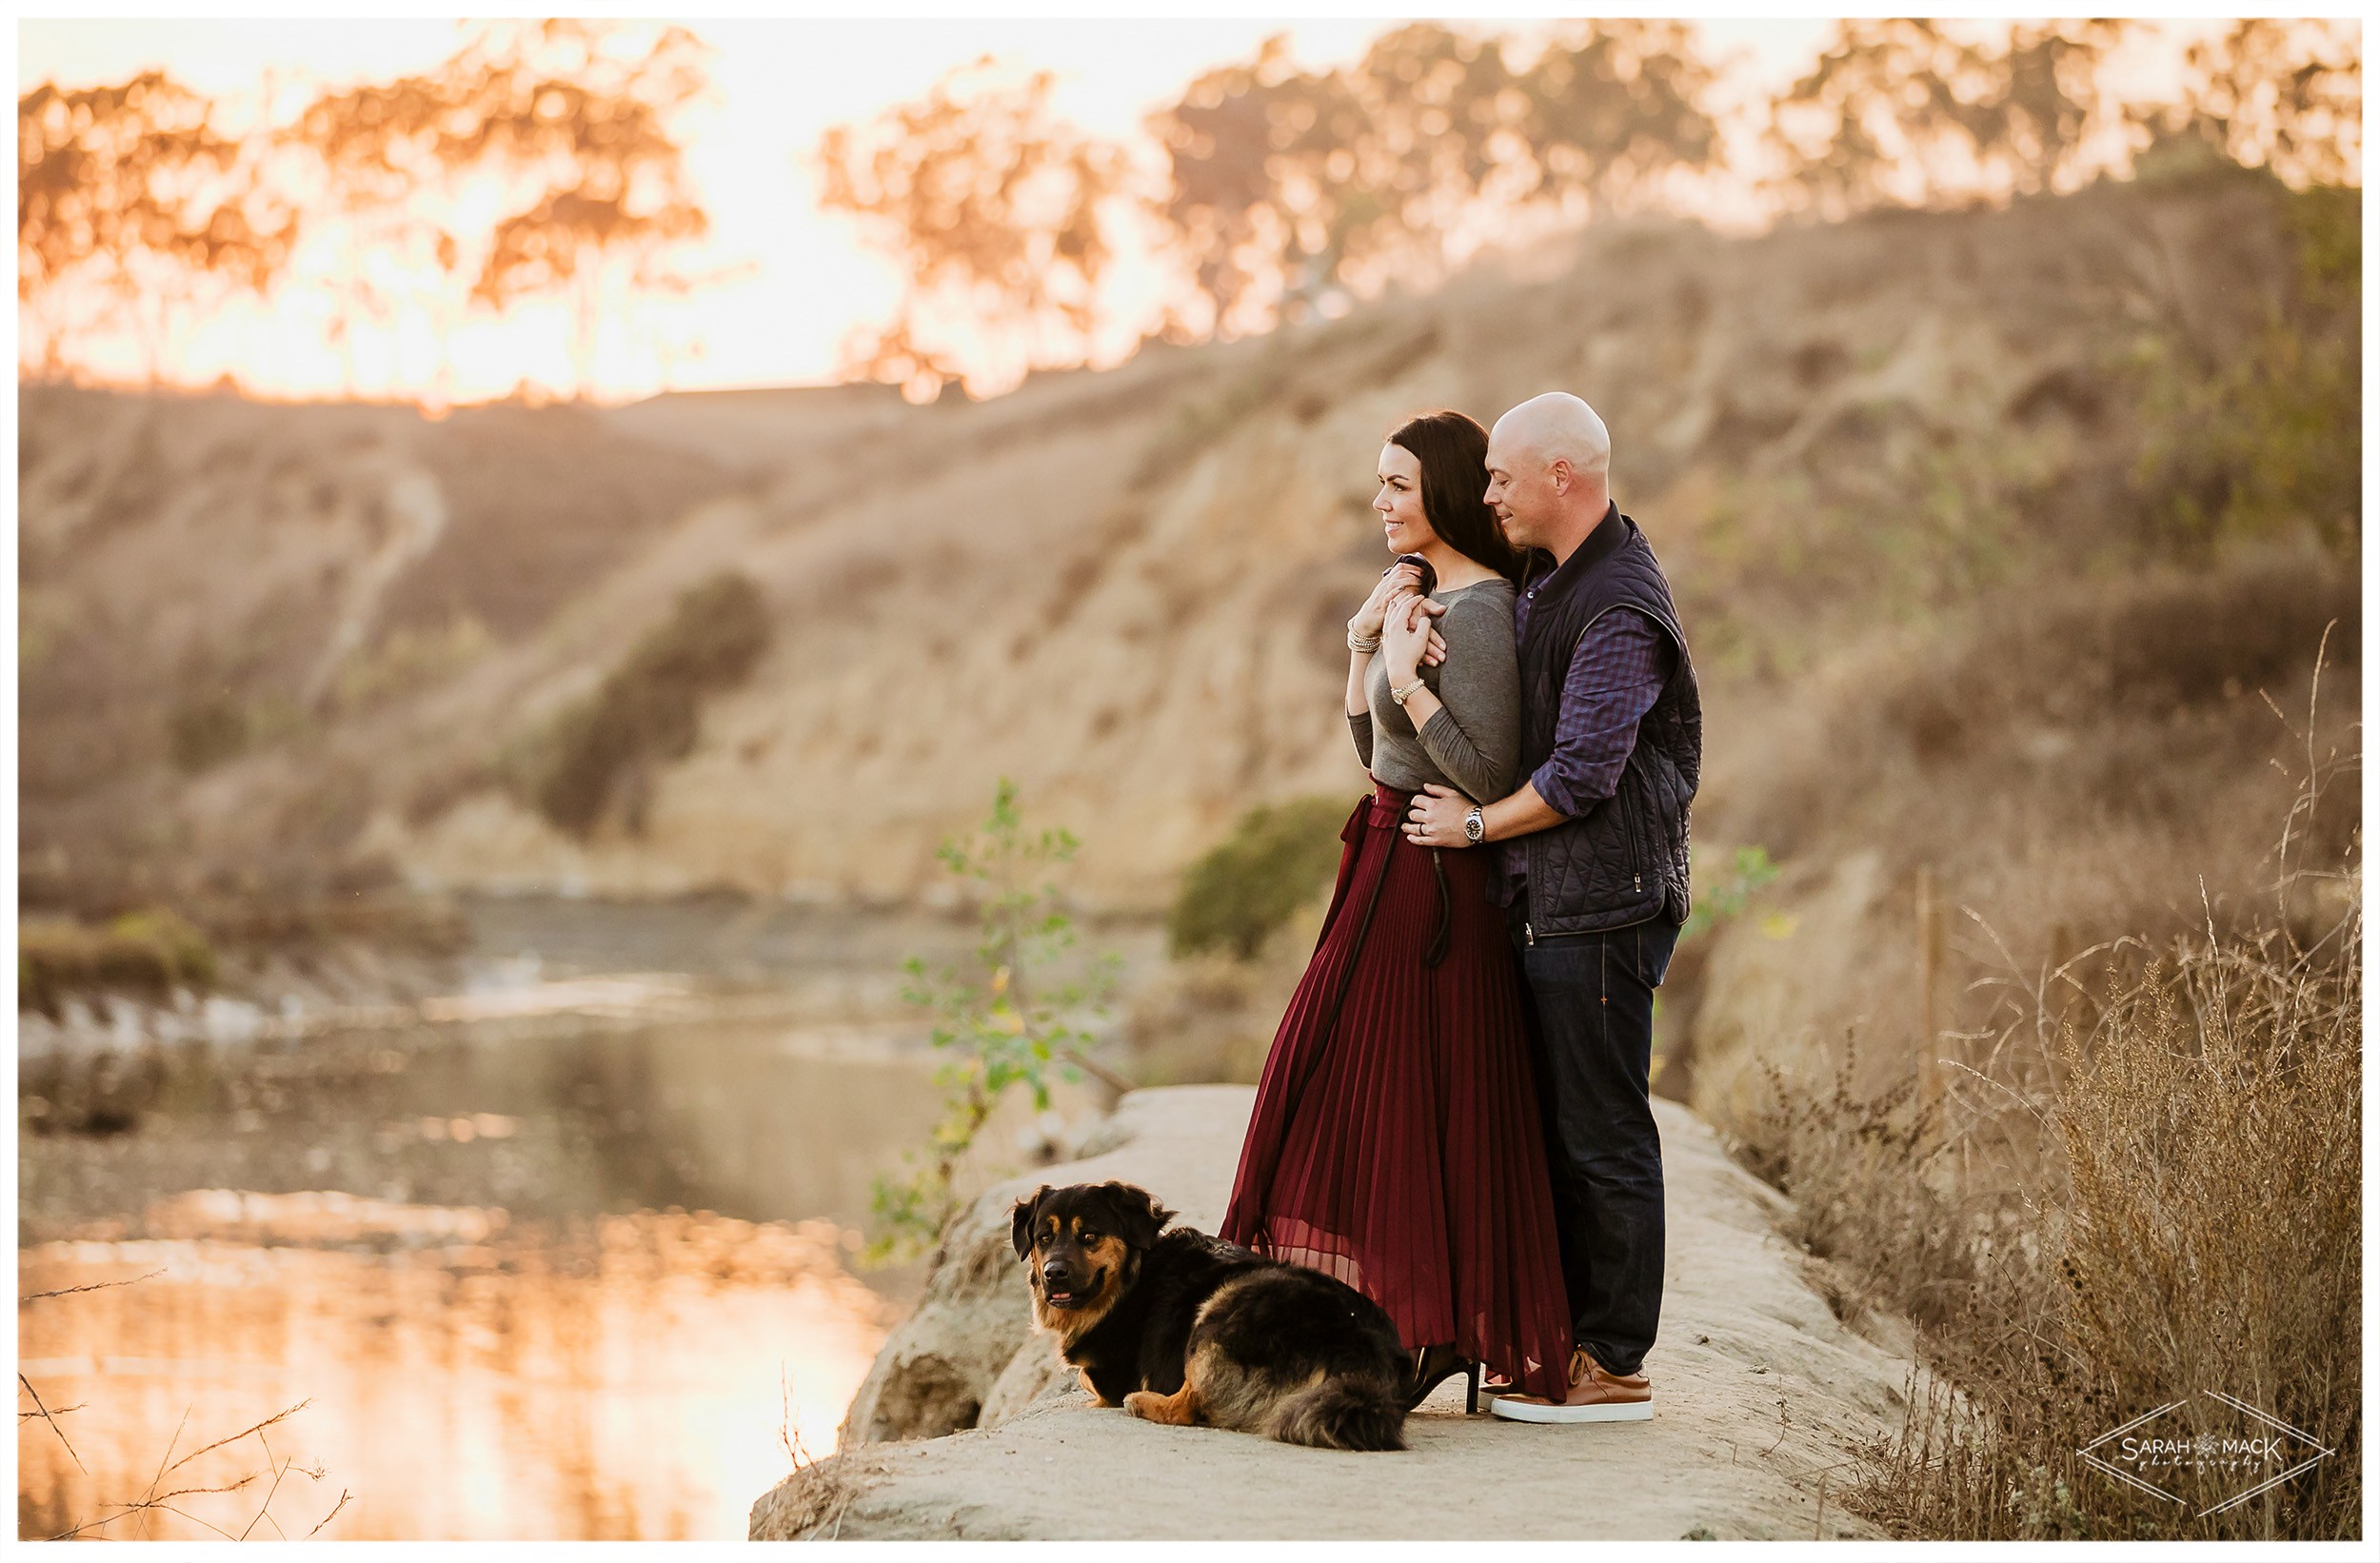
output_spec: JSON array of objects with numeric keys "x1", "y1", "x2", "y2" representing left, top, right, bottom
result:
[{"x1": 1402, "y1": 782, "x2": 1571, "y2": 849}]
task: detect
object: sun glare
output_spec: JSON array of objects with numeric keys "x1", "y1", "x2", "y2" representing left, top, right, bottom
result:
[{"x1": 13, "y1": 17, "x2": 2327, "y2": 408}]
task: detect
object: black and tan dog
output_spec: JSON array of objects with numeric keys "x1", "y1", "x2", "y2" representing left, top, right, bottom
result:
[{"x1": 1010, "y1": 1180, "x2": 1409, "y2": 1451}]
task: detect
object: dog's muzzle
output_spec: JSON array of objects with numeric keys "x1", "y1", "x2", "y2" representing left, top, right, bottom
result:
[{"x1": 1041, "y1": 1260, "x2": 1101, "y2": 1309}]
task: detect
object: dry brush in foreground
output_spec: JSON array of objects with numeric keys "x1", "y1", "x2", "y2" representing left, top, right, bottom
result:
[{"x1": 1736, "y1": 704, "x2": 2360, "y2": 1540}]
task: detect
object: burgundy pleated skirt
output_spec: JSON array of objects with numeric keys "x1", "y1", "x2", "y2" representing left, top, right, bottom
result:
[{"x1": 1220, "y1": 782, "x2": 1573, "y2": 1402}]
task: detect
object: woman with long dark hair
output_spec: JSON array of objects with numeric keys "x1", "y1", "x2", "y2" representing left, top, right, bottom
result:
[{"x1": 1219, "y1": 410, "x2": 1572, "y2": 1410}]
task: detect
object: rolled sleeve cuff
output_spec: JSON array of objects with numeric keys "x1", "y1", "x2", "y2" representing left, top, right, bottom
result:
[{"x1": 1530, "y1": 758, "x2": 1581, "y2": 819}]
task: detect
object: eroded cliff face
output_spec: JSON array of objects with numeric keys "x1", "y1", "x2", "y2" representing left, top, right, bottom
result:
[
  {"x1": 27, "y1": 178, "x2": 2351, "y2": 1129},
  {"x1": 21, "y1": 177, "x2": 2310, "y2": 917}
]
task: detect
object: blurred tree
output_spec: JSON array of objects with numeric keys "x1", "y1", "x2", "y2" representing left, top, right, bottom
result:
[
  {"x1": 282, "y1": 63, "x2": 466, "y2": 397},
  {"x1": 1146, "y1": 35, "x2": 1365, "y2": 335},
  {"x1": 2134, "y1": 19, "x2": 2362, "y2": 189},
  {"x1": 460, "y1": 22, "x2": 713, "y2": 398},
  {"x1": 1149, "y1": 23, "x2": 1721, "y2": 336},
  {"x1": 816, "y1": 59, "x2": 1129, "y2": 400},
  {"x1": 288, "y1": 19, "x2": 712, "y2": 399},
  {"x1": 1513, "y1": 21, "x2": 1722, "y2": 210},
  {"x1": 18, "y1": 70, "x2": 299, "y2": 382},
  {"x1": 822, "y1": 23, "x2": 1724, "y2": 383},
  {"x1": 1767, "y1": 19, "x2": 2132, "y2": 216}
]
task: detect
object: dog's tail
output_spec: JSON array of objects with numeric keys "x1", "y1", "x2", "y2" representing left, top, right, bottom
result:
[{"x1": 1269, "y1": 1374, "x2": 1407, "y2": 1452}]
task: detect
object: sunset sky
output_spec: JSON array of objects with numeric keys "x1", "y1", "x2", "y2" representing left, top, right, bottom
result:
[{"x1": 18, "y1": 15, "x2": 2231, "y2": 406}]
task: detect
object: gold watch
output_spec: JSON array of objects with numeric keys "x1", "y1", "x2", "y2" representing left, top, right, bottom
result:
[{"x1": 1390, "y1": 677, "x2": 1427, "y2": 706}]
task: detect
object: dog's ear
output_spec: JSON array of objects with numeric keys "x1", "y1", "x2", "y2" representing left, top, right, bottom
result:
[
  {"x1": 1099, "y1": 1181, "x2": 1175, "y2": 1251},
  {"x1": 1010, "y1": 1186, "x2": 1052, "y2": 1261}
]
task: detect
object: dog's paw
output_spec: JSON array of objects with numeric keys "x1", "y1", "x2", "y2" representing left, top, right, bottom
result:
[{"x1": 1121, "y1": 1388, "x2": 1197, "y2": 1426}]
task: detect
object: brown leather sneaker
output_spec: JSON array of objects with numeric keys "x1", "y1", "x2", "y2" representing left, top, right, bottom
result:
[{"x1": 1488, "y1": 1347, "x2": 1654, "y2": 1423}]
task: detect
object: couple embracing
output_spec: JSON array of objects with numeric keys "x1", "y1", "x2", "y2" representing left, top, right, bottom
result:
[{"x1": 1220, "y1": 392, "x2": 1701, "y2": 1424}]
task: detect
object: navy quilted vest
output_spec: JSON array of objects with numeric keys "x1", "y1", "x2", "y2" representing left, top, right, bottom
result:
[{"x1": 1513, "y1": 507, "x2": 1702, "y2": 937}]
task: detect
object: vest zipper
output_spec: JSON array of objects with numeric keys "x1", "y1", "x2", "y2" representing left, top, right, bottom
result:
[{"x1": 1621, "y1": 781, "x2": 1646, "y2": 895}]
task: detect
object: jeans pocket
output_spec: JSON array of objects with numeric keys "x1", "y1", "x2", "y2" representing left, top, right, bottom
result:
[
  {"x1": 1522, "y1": 940, "x2": 1598, "y2": 999},
  {"x1": 1636, "y1": 923, "x2": 1679, "y2": 987}
]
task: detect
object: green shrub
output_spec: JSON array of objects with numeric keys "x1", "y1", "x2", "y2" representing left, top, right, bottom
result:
[
  {"x1": 332, "y1": 614, "x2": 494, "y2": 713},
  {"x1": 2130, "y1": 185, "x2": 2359, "y2": 556},
  {"x1": 866, "y1": 779, "x2": 1121, "y2": 1266},
  {"x1": 1168, "y1": 794, "x2": 1354, "y2": 960},
  {"x1": 167, "y1": 688, "x2": 248, "y2": 773},
  {"x1": 527, "y1": 570, "x2": 772, "y2": 837},
  {"x1": 20, "y1": 906, "x2": 216, "y2": 1016},
  {"x1": 1680, "y1": 843, "x2": 1778, "y2": 942}
]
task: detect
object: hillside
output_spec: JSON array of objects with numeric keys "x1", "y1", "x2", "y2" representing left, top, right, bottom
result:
[{"x1": 18, "y1": 168, "x2": 2357, "y2": 1116}]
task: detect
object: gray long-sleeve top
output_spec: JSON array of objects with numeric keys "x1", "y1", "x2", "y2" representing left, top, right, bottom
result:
[{"x1": 1347, "y1": 577, "x2": 1520, "y2": 804}]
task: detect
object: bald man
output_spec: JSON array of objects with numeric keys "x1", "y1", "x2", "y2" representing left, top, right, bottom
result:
[{"x1": 1401, "y1": 391, "x2": 1702, "y2": 1424}]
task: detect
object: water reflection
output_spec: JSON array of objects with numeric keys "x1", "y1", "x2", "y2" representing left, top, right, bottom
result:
[
  {"x1": 20, "y1": 970, "x2": 1116, "y2": 1538},
  {"x1": 20, "y1": 1209, "x2": 895, "y2": 1540},
  {"x1": 20, "y1": 1015, "x2": 963, "y2": 1238}
]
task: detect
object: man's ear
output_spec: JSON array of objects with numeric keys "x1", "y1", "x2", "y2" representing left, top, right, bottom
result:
[
  {"x1": 1010, "y1": 1186, "x2": 1052, "y2": 1262},
  {"x1": 1100, "y1": 1181, "x2": 1174, "y2": 1251}
]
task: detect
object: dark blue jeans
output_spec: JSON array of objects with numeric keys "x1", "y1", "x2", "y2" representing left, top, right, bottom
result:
[{"x1": 1514, "y1": 915, "x2": 1678, "y2": 1379}]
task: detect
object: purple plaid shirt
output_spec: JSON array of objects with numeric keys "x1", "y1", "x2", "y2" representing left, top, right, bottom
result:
[
  {"x1": 1520, "y1": 603, "x2": 1675, "y2": 814},
  {"x1": 1501, "y1": 598, "x2": 1676, "y2": 898}
]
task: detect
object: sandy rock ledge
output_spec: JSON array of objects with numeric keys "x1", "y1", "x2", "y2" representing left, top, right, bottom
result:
[{"x1": 753, "y1": 1085, "x2": 1915, "y2": 1541}]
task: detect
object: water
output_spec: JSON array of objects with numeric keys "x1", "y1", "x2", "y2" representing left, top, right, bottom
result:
[{"x1": 17, "y1": 898, "x2": 1136, "y2": 1540}]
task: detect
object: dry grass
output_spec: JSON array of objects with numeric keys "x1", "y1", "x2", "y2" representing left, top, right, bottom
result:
[
  {"x1": 1685, "y1": 548, "x2": 2359, "y2": 1126},
  {"x1": 20, "y1": 1271, "x2": 351, "y2": 1541},
  {"x1": 764, "y1": 1375, "x2": 865, "y2": 1541},
  {"x1": 1731, "y1": 702, "x2": 2360, "y2": 1539}
]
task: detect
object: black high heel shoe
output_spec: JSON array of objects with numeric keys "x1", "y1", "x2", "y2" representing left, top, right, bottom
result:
[{"x1": 1404, "y1": 1344, "x2": 1481, "y2": 1414}]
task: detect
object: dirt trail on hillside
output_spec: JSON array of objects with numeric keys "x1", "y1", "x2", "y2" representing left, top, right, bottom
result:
[{"x1": 750, "y1": 1086, "x2": 1916, "y2": 1541}]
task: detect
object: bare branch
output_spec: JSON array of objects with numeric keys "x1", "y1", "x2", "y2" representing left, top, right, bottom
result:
[
  {"x1": 1059, "y1": 1045, "x2": 1135, "y2": 1096},
  {"x1": 155, "y1": 1501, "x2": 242, "y2": 1540},
  {"x1": 147, "y1": 1474, "x2": 262, "y2": 1503},
  {"x1": 145, "y1": 1403, "x2": 191, "y2": 1502},
  {"x1": 50, "y1": 1496, "x2": 241, "y2": 1542},
  {"x1": 165, "y1": 1397, "x2": 311, "y2": 1478},
  {"x1": 19, "y1": 1267, "x2": 167, "y2": 1305},
  {"x1": 238, "y1": 1431, "x2": 292, "y2": 1541},
  {"x1": 308, "y1": 1488, "x2": 354, "y2": 1537},
  {"x1": 19, "y1": 1373, "x2": 87, "y2": 1473}
]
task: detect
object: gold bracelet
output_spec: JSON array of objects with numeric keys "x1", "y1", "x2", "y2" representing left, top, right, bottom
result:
[{"x1": 1347, "y1": 628, "x2": 1383, "y2": 654}]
